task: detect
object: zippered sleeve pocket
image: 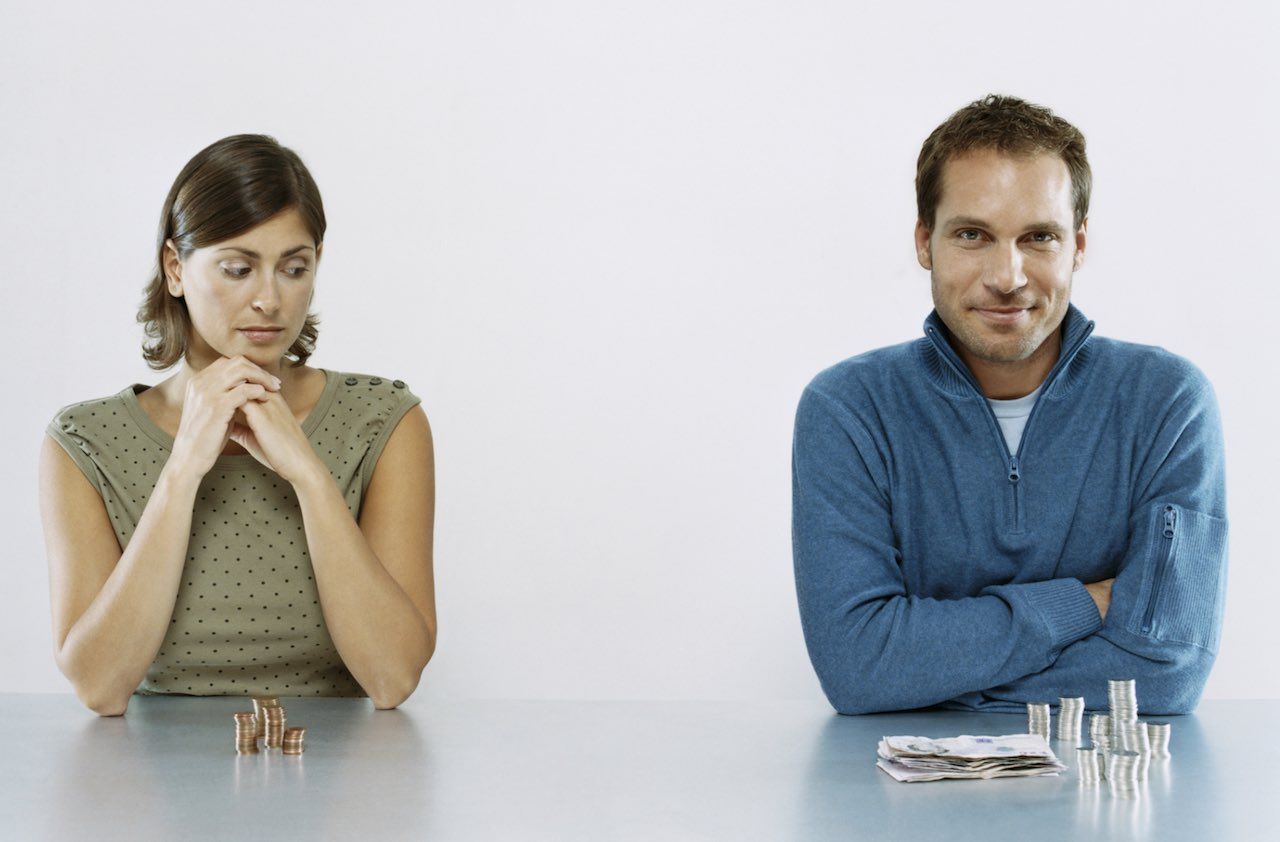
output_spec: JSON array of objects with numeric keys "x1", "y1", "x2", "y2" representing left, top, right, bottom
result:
[{"x1": 1127, "y1": 501, "x2": 1229, "y2": 650}]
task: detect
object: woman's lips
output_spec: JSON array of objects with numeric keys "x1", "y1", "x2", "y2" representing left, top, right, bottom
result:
[{"x1": 239, "y1": 328, "x2": 283, "y2": 343}]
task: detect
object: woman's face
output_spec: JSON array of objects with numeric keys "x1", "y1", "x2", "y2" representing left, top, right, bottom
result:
[{"x1": 165, "y1": 207, "x2": 322, "y2": 368}]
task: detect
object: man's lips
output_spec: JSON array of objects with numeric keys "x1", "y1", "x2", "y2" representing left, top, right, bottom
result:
[{"x1": 973, "y1": 306, "x2": 1031, "y2": 324}]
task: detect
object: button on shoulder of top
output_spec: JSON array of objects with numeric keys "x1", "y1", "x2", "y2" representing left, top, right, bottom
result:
[
  {"x1": 370, "y1": 377, "x2": 382, "y2": 385},
  {"x1": 344, "y1": 376, "x2": 358, "y2": 386},
  {"x1": 392, "y1": 379, "x2": 405, "y2": 389}
]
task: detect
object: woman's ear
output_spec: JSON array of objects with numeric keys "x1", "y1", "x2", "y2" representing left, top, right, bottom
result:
[{"x1": 164, "y1": 238, "x2": 183, "y2": 296}]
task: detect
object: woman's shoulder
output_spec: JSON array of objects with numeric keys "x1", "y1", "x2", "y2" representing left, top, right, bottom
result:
[
  {"x1": 328, "y1": 369, "x2": 422, "y2": 403},
  {"x1": 47, "y1": 385, "x2": 134, "y2": 436}
]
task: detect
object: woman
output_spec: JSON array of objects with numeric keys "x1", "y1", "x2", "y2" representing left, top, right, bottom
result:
[{"x1": 38, "y1": 134, "x2": 437, "y2": 715}]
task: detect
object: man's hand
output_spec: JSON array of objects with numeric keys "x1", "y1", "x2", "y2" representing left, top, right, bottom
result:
[{"x1": 1084, "y1": 578, "x2": 1115, "y2": 621}]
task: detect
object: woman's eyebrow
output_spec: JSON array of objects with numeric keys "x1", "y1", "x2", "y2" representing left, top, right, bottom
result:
[{"x1": 216, "y1": 245, "x2": 314, "y2": 258}]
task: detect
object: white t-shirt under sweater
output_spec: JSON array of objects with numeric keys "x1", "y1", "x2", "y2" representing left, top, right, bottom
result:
[{"x1": 987, "y1": 381, "x2": 1044, "y2": 456}]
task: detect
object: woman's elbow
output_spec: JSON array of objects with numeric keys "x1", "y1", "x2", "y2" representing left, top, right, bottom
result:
[
  {"x1": 57, "y1": 651, "x2": 130, "y2": 716},
  {"x1": 76, "y1": 684, "x2": 130, "y2": 716}
]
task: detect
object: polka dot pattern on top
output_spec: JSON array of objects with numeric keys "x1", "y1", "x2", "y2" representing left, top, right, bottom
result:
[{"x1": 44, "y1": 368, "x2": 422, "y2": 699}]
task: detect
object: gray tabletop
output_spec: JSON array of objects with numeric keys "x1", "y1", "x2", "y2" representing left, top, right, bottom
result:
[{"x1": 2, "y1": 695, "x2": 1273, "y2": 841}]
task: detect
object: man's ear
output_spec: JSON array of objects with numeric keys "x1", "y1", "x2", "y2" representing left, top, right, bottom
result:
[
  {"x1": 914, "y1": 219, "x2": 933, "y2": 270},
  {"x1": 1072, "y1": 217, "x2": 1087, "y2": 272}
]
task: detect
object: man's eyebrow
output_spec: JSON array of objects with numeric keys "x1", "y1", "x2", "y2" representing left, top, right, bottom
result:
[
  {"x1": 943, "y1": 216, "x2": 1069, "y2": 236},
  {"x1": 216, "y1": 245, "x2": 314, "y2": 258}
]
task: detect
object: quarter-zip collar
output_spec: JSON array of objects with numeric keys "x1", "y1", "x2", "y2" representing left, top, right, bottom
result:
[{"x1": 918, "y1": 302, "x2": 1097, "y2": 401}]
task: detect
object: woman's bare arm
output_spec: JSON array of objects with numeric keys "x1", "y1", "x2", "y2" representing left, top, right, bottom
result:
[
  {"x1": 39, "y1": 435, "x2": 204, "y2": 715},
  {"x1": 290, "y1": 405, "x2": 436, "y2": 709}
]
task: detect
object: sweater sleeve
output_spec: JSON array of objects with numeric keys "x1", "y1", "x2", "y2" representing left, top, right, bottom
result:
[
  {"x1": 791, "y1": 385, "x2": 1102, "y2": 715},
  {"x1": 974, "y1": 379, "x2": 1229, "y2": 714}
]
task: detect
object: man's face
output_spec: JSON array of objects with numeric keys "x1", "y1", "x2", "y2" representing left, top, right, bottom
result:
[
  {"x1": 165, "y1": 207, "x2": 322, "y2": 366},
  {"x1": 914, "y1": 147, "x2": 1085, "y2": 368}
]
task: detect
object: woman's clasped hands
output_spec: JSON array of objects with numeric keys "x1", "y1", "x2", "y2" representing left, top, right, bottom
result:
[{"x1": 172, "y1": 355, "x2": 325, "y2": 485}]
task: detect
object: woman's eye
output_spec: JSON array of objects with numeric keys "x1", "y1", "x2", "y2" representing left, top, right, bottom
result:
[{"x1": 221, "y1": 266, "x2": 309, "y2": 278}]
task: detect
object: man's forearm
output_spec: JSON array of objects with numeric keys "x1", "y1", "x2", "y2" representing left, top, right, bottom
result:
[{"x1": 797, "y1": 574, "x2": 1102, "y2": 715}]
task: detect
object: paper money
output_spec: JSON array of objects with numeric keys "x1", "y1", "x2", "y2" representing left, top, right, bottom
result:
[{"x1": 877, "y1": 733, "x2": 1066, "y2": 782}]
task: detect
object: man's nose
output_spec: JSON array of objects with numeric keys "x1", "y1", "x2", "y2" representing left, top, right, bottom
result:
[{"x1": 986, "y1": 241, "x2": 1027, "y2": 295}]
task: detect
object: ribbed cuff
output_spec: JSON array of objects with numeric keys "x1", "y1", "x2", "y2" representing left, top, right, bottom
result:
[{"x1": 1017, "y1": 577, "x2": 1103, "y2": 652}]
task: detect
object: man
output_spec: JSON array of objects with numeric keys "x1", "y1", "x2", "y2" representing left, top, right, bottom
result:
[{"x1": 791, "y1": 94, "x2": 1228, "y2": 715}]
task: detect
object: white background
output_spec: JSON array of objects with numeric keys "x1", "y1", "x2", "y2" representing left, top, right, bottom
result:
[{"x1": 3, "y1": 1, "x2": 1276, "y2": 702}]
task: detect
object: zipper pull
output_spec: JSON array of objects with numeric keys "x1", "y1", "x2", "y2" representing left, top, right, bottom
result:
[
  {"x1": 1163, "y1": 505, "x2": 1177, "y2": 538},
  {"x1": 1008, "y1": 456, "x2": 1020, "y2": 484}
]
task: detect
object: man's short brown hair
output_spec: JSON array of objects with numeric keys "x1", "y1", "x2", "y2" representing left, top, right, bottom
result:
[{"x1": 916, "y1": 94, "x2": 1091, "y2": 233}]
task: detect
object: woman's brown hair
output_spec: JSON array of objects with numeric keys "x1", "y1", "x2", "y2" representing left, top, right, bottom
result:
[
  {"x1": 137, "y1": 134, "x2": 327, "y2": 370},
  {"x1": 916, "y1": 93, "x2": 1091, "y2": 234}
]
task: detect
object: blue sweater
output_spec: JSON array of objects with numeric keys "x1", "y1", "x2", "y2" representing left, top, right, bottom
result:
[{"x1": 791, "y1": 302, "x2": 1229, "y2": 715}]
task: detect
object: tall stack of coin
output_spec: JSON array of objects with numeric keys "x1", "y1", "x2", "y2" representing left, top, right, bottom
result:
[
  {"x1": 1076, "y1": 746, "x2": 1101, "y2": 784},
  {"x1": 1057, "y1": 697, "x2": 1085, "y2": 741},
  {"x1": 282, "y1": 727, "x2": 306, "y2": 755},
  {"x1": 1089, "y1": 713, "x2": 1112, "y2": 752},
  {"x1": 234, "y1": 713, "x2": 259, "y2": 754},
  {"x1": 263, "y1": 705, "x2": 287, "y2": 748},
  {"x1": 1108, "y1": 679, "x2": 1138, "y2": 728},
  {"x1": 1026, "y1": 702, "x2": 1051, "y2": 740},
  {"x1": 1146, "y1": 722, "x2": 1172, "y2": 757},
  {"x1": 1107, "y1": 750, "x2": 1141, "y2": 797},
  {"x1": 252, "y1": 697, "x2": 281, "y2": 740}
]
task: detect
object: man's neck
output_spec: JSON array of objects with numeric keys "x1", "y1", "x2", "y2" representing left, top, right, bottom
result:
[{"x1": 952, "y1": 326, "x2": 1061, "y2": 400}]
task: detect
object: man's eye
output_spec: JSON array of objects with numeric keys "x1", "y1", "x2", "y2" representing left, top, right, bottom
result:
[
  {"x1": 958, "y1": 230, "x2": 980, "y2": 241},
  {"x1": 1030, "y1": 232, "x2": 1057, "y2": 243}
]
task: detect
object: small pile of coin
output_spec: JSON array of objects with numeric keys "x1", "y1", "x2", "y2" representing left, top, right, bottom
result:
[
  {"x1": 263, "y1": 706, "x2": 287, "y2": 748},
  {"x1": 1076, "y1": 746, "x2": 1102, "y2": 785},
  {"x1": 1146, "y1": 721, "x2": 1172, "y2": 757},
  {"x1": 283, "y1": 727, "x2": 306, "y2": 755},
  {"x1": 234, "y1": 712, "x2": 259, "y2": 754},
  {"x1": 1107, "y1": 750, "x2": 1141, "y2": 797},
  {"x1": 1026, "y1": 702, "x2": 1051, "y2": 740},
  {"x1": 1057, "y1": 696, "x2": 1084, "y2": 741},
  {"x1": 252, "y1": 696, "x2": 279, "y2": 738},
  {"x1": 232, "y1": 696, "x2": 305, "y2": 755},
  {"x1": 1089, "y1": 712, "x2": 1112, "y2": 752}
]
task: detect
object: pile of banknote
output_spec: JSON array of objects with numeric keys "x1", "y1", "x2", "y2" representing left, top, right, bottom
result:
[{"x1": 876, "y1": 733, "x2": 1066, "y2": 782}]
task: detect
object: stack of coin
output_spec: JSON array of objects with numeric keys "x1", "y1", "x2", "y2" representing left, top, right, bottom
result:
[
  {"x1": 1113, "y1": 718, "x2": 1139, "y2": 751},
  {"x1": 1115, "y1": 720, "x2": 1152, "y2": 779},
  {"x1": 1076, "y1": 746, "x2": 1101, "y2": 785},
  {"x1": 282, "y1": 727, "x2": 307, "y2": 755},
  {"x1": 263, "y1": 705, "x2": 287, "y2": 748},
  {"x1": 1107, "y1": 750, "x2": 1141, "y2": 797},
  {"x1": 1089, "y1": 713, "x2": 1112, "y2": 752},
  {"x1": 234, "y1": 712, "x2": 259, "y2": 754},
  {"x1": 1057, "y1": 697, "x2": 1085, "y2": 741},
  {"x1": 1026, "y1": 702, "x2": 1051, "y2": 740},
  {"x1": 1146, "y1": 721, "x2": 1172, "y2": 757},
  {"x1": 252, "y1": 696, "x2": 281, "y2": 740},
  {"x1": 1108, "y1": 678, "x2": 1138, "y2": 725}
]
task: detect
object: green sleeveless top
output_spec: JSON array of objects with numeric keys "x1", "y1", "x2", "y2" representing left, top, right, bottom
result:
[{"x1": 45, "y1": 368, "x2": 422, "y2": 698}]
